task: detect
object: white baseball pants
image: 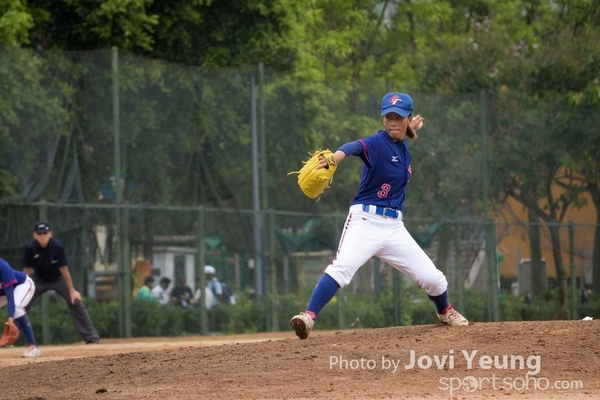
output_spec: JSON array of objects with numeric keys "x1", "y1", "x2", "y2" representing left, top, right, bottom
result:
[
  {"x1": 324, "y1": 204, "x2": 448, "y2": 296},
  {"x1": 0, "y1": 276, "x2": 36, "y2": 318}
]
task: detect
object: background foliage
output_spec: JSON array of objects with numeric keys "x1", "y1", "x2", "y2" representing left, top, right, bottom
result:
[
  {"x1": 1, "y1": 1, "x2": 600, "y2": 340},
  {"x1": 2, "y1": 289, "x2": 595, "y2": 345}
]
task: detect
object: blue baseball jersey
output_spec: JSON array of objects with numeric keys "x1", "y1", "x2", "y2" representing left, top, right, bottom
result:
[
  {"x1": 22, "y1": 237, "x2": 68, "y2": 282},
  {"x1": 0, "y1": 258, "x2": 28, "y2": 318},
  {"x1": 0, "y1": 258, "x2": 26, "y2": 296},
  {"x1": 342, "y1": 130, "x2": 412, "y2": 211}
]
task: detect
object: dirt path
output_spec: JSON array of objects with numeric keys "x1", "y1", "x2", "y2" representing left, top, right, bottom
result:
[
  {"x1": 0, "y1": 320, "x2": 598, "y2": 399},
  {"x1": 0, "y1": 331, "x2": 300, "y2": 367}
]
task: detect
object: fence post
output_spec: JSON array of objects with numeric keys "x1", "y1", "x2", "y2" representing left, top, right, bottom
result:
[
  {"x1": 480, "y1": 91, "x2": 500, "y2": 321},
  {"x1": 250, "y1": 76, "x2": 265, "y2": 297},
  {"x1": 283, "y1": 255, "x2": 290, "y2": 294},
  {"x1": 268, "y1": 208, "x2": 279, "y2": 332},
  {"x1": 569, "y1": 222, "x2": 577, "y2": 320},
  {"x1": 39, "y1": 201, "x2": 51, "y2": 344},
  {"x1": 393, "y1": 268, "x2": 403, "y2": 326},
  {"x1": 336, "y1": 214, "x2": 345, "y2": 329},
  {"x1": 111, "y1": 46, "x2": 131, "y2": 338},
  {"x1": 373, "y1": 258, "x2": 382, "y2": 300},
  {"x1": 234, "y1": 252, "x2": 241, "y2": 292},
  {"x1": 123, "y1": 204, "x2": 132, "y2": 337},
  {"x1": 454, "y1": 223, "x2": 464, "y2": 314},
  {"x1": 196, "y1": 206, "x2": 208, "y2": 335},
  {"x1": 485, "y1": 220, "x2": 500, "y2": 321}
]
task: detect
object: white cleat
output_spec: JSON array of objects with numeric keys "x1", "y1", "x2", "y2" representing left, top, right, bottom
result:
[
  {"x1": 291, "y1": 312, "x2": 315, "y2": 340},
  {"x1": 438, "y1": 308, "x2": 469, "y2": 326},
  {"x1": 22, "y1": 346, "x2": 41, "y2": 358}
]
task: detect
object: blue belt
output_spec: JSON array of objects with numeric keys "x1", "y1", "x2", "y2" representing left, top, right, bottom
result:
[{"x1": 362, "y1": 204, "x2": 402, "y2": 219}]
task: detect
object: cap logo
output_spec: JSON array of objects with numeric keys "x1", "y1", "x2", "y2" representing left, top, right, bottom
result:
[
  {"x1": 34, "y1": 222, "x2": 51, "y2": 232},
  {"x1": 389, "y1": 95, "x2": 402, "y2": 105}
]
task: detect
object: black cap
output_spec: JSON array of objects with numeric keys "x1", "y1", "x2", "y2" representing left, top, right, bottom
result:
[{"x1": 33, "y1": 221, "x2": 52, "y2": 233}]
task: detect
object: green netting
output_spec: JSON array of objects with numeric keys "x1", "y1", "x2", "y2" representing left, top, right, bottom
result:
[{"x1": 1, "y1": 48, "x2": 599, "y2": 342}]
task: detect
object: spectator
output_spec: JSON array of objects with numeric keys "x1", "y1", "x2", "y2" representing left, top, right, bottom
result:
[
  {"x1": 205, "y1": 265, "x2": 223, "y2": 307},
  {"x1": 22, "y1": 221, "x2": 101, "y2": 345},
  {"x1": 151, "y1": 277, "x2": 172, "y2": 305},
  {"x1": 170, "y1": 275, "x2": 193, "y2": 308},
  {"x1": 191, "y1": 277, "x2": 214, "y2": 309},
  {"x1": 581, "y1": 287, "x2": 593, "y2": 303},
  {"x1": 136, "y1": 276, "x2": 155, "y2": 302}
]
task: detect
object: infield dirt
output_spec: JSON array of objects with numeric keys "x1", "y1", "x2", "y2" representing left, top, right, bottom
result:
[{"x1": 0, "y1": 320, "x2": 598, "y2": 399}]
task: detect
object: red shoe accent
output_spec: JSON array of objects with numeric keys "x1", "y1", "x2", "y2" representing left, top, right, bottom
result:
[
  {"x1": 440, "y1": 304, "x2": 453, "y2": 315},
  {"x1": 306, "y1": 311, "x2": 316, "y2": 320}
]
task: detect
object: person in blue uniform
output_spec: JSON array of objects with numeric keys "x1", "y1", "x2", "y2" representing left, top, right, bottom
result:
[
  {"x1": 22, "y1": 221, "x2": 101, "y2": 344},
  {"x1": 291, "y1": 92, "x2": 469, "y2": 340},
  {"x1": 0, "y1": 257, "x2": 41, "y2": 357}
]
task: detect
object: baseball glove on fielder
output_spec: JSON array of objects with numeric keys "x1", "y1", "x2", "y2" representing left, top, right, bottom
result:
[
  {"x1": 289, "y1": 149, "x2": 337, "y2": 199},
  {"x1": 0, "y1": 321, "x2": 19, "y2": 347}
]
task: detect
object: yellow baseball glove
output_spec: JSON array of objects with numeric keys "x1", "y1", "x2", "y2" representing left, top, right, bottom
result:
[{"x1": 289, "y1": 149, "x2": 337, "y2": 199}]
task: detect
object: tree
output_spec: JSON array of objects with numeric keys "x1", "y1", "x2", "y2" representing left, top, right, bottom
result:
[
  {"x1": 19, "y1": 0, "x2": 298, "y2": 70},
  {"x1": 0, "y1": 0, "x2": 34, "y2": 46},
  {"x1": 0, "y1": 48, "x2": 70, "y2": 200},
  {"x1": 146, "y1": 0, "x2": 298, "y2": 70},
  {"x1": 26, "y1": 0, "x2": 158, "y2": 51},
  {"x1": 414, "y1": 1, "x2": 600, "y2": 313}
]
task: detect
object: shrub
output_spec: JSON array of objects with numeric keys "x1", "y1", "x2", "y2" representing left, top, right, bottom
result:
[{"x1": 6, "y1": 286, "x2": 595, "y2": 344}]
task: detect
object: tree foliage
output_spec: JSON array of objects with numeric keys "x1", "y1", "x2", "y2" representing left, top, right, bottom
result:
[
  {"x1": 1, "y1": 2, "x2": 599, "y2": 295},
  {"x1": 16, "y1": 0, "x2": 297, "y2": 69},
  {"x1": 0, "y1": 0, "x2": 34, "y2": 46}
]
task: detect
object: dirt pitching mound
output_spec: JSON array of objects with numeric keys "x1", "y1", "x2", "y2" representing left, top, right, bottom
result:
[{"x1": 0, "y1": 320, "x2": 598, "y2": 399}]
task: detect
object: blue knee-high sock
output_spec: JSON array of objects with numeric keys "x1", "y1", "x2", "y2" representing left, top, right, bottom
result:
[
  {"x1": 428, "y1": 290, "x2": 451, "y2": 314},
  {"x1": 306, "y1": 273, "x2": 340, "y2": 320},
  {"x1": 14, "y1": 315, "x2": 37, "y2": 347}
]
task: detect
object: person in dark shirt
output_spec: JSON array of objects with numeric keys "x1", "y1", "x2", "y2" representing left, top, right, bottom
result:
[
  {"x1": 170, "y1": 275, "x2": 193, "y2": 308},
  {"x1": 22, "y1": 221, "x2": 101, "y2": 344}
]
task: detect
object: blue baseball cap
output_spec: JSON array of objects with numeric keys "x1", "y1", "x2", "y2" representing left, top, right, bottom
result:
[
  {"x1": 381, "y1": 92, "x2": 414, "y2": 118},
  {"x1": 33, "y1": 221, "x2": 51, "y2": 233}
]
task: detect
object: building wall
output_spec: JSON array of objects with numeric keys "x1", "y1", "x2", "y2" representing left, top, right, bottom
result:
[{"x1": 494, "y1": 191, "x2": 596, "y2": 283}]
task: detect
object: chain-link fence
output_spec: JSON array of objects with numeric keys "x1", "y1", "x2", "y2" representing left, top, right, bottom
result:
[
  {"x1": 1, "y1": 48, "x2": 599, "y2": 343},
  {"x1": 0, "y1": 202, "x2": 596, "y2": 343}
]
